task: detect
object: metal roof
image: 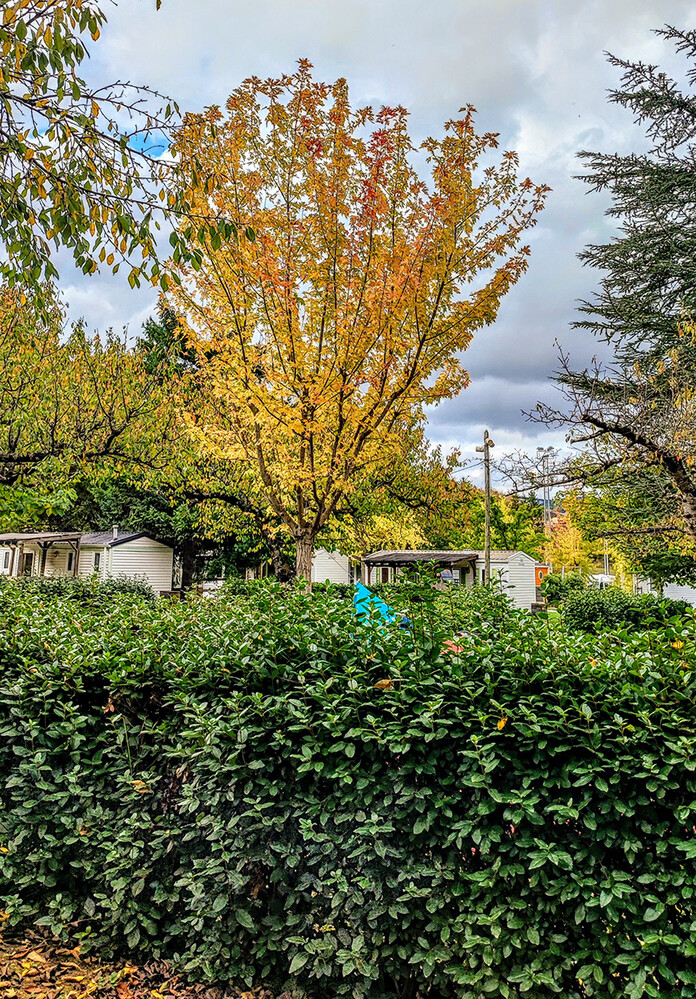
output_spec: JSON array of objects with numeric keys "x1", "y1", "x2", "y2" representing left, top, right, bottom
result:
[
  {"x1": 362, "y1": 549, "x2": 532, "y2": 566},
  {"x1": 469, "y1": 550, "x2": 532, "y2": 562},
  {"x1": 362, "y1": 550, "x2": 479, "y2": 567},
  {"x1": 0, "y1": 530, "x2": 159, "y2": 549},
  {"x1": 0, "y1": 531, "x2": 82, "y2": 544},
  {"x1": 80, "y1": 531, "x2": 150, "y2": 548}
]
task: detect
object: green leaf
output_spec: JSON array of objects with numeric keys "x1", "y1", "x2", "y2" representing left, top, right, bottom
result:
[
  {"x1": 414, "y1": 814, "x2": 430, "y2": 834},
  {"x1": 235, "y1": 909, "x2": 255, "y2": 931},
  {"x1": 289, "y1": 952, "x2": 309, "y2": 974}
]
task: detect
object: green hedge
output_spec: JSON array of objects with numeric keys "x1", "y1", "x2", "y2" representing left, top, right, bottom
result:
[
  {"x1": 541, "y1": 571, "x2": 585, "y2": 606},
  {"x1": 2, "y1": 583, "x2": 696, "y2": 998},
  {"x1": 562, "y1": 586, "x2": 690, "y2": 633},
  {"x1": 3, "y1": 573, "x2": 155, "y2": 603},
  {"x1": 369, "y1": 579, "x2": 513, "y2": 640}
]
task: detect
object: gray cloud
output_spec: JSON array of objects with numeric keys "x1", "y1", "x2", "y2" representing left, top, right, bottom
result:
[{"x1": 58, "y1": 0, "x2": 696, "y2": 460}]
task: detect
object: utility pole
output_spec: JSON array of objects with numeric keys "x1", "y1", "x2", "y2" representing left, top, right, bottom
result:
[
  {"x1": 536, "y1": 446, "x2": 555, "y2": 534},
  {"x1": 476, "y1": 429, "x2": 495, "y2": 585}
]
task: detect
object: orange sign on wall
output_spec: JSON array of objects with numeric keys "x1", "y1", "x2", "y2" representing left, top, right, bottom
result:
[{"x1": 535, "y1": 565, "x2": 550, "y2": 586}]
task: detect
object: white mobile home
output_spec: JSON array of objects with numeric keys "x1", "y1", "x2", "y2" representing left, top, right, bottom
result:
[
  {"x1": 245, "y1": 548, "x2": 356, "y2": 584},
  {"x1": 361, "y1": 549, "x2": 545, "y2": 611},
  {"x1": 0, "y1": 528, "x2": 174, "y2": 595},
  {"x1": 633, "y1": 576, "x2": 696, "y2": 606},
  {"x1": 311, "y1": 548, "x2": 354, "y2": 584}
]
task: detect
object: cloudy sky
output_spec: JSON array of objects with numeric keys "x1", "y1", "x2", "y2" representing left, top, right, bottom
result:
[{"x1": 62, "y1": 0, "x2": 696, "y2": 483}]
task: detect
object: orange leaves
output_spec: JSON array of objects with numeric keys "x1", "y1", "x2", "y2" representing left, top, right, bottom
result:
[
  {"x1": 0, "y1": 930, "x2": 219, "y2": 999},
  {"x1": 171, "y1": 65, "x2": 546, "y2": 568}
]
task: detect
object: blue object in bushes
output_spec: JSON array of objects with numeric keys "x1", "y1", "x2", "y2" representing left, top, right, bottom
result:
[{"x1": 353, "y1": 581, "x2": 410, "y2": 628}]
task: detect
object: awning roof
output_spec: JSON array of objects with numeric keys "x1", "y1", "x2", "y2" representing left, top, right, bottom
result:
[
  {"x1": 0, "y1": 531, "x2": 82, "y2": 544},
  {"x1": 0, "y1": 530, "x2": 165, "y2": 549},
  {"x1": 362, "y1": 550, "x2": 478, "y2": 567}
]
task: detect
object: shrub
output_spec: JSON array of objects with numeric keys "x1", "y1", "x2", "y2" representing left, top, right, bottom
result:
[
  {"x1": 563, "y1": 586, "x2": 690, "y2": 633},
  {"x1": 0, "y1": 573, "x2": 155, "y2": 604},
  {"x1": 310, "y1": 580, "x2": 353, "y2": 600},
  {"x1": 541, "y1": 571, "x2": 585, "y2": 606},
  {"x1": 369, "y1": 578, "x2": 513, "y2": 641},
  {"x1": 2, "y1": 583, "x2": 696, "y2": 997},
  {"x1": 432, "y1": 582, "x2": 513, "y2": 636}
]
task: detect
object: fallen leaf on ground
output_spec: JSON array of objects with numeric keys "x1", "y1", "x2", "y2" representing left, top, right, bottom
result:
[{"x1": 0, "y1": 929, "x2": 292, "y2": 999}]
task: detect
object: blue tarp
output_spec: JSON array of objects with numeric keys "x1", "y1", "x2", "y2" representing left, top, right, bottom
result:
[{"x1": 353, "y1": 581, "x2": 409, "y2": 628}]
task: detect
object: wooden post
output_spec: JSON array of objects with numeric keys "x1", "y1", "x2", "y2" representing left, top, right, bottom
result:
[{"x1": 476, "y1": 430, "x2": 495, "y2": 585}]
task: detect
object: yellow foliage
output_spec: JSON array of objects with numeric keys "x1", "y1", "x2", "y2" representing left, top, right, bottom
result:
[{"x1": 171, "y1": 64, "x2": 546, "y2": 576}]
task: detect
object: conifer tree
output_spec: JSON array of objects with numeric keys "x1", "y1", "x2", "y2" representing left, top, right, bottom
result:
[{"x1": 542, "y1": 27, "x2": 696, "y2": 569}]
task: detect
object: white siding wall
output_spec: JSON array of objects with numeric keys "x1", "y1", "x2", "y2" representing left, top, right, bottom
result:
[
  {"x1": 662, "y1": 583, "x2": 696, "y2": 606},
  {"x1": 0, "y1": 545, "x2": 13, "y2": 575},
  {"x1": 0, "y1": 543, "x2": 78, "y2": 576},
  {"x1": 501, "y1": 556, "x2": 537, "y2": 610},
  {"x1": 0, "y1": 538, "x2": 173, "y2": 593},
  {"x1": 109, "y1": 540, "x2": 173, "y2": 594},
  {"x1": 78, "y1": 547, "x2": 105, "y2": 580},
  {"x1": 312, "y1": 549, "x2": 351, "y2": 584},
  {"x1": 44, "y1": 548, "x2": 71, "y2": 577},
  {"x1": 472, "y1": 554, "x2": 537, "y2": 610},
  {"x1": 489, "y1": 561, "x2": 510, "y2": 598}
]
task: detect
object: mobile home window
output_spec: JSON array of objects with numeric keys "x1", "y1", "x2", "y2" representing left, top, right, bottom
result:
[
  {"x1": 3, "y1": 551, "x2": 8, "y2": 569},
  {"x1": 67, "y1": 552, "x2": 74, "y2": 572},
  {"x1": 94, "y1": 552, "x2": 101, "y2": 571}
]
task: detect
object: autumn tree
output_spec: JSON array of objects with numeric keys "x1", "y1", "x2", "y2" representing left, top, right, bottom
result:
[
  {"x1": 171, "y1": 63, "x2": 547, "y2": 580},
  {"x1": 542, "y1": 492, "x2": 602, "y2": 574},
  {"x1": 316, "y1": 428, "x2": 469, "y2": 557}
]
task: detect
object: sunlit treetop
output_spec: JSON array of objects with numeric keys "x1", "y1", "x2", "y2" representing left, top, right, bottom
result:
[{"x1": 171, "y1": 63, "x2": 548, "y2": 578}]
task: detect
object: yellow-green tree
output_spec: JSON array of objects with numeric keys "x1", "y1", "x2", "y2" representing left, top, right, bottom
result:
[
  {"x1": 172, "y1": 63, "x2": 547, "y2": 580},
  {"x1": 543, "y1": 492, "x2": 603, "y2": 574},
  {"x1": 0, "y1": 287, "x2": 178, "y2": 489}
]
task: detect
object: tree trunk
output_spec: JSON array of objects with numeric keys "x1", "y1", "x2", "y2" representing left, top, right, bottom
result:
[
  {"x1": 681, "y1": 493, "x2": 696, "y2": 543},
  {"x1": 179, "y1": 539, "x2": 198, "y2": 591},
  {"x1": 295, "y1": 532, "x2": 314, "y2": 584},
  {"x1": 266, "y1": 538, "x2": 293, "y2": 583}
]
